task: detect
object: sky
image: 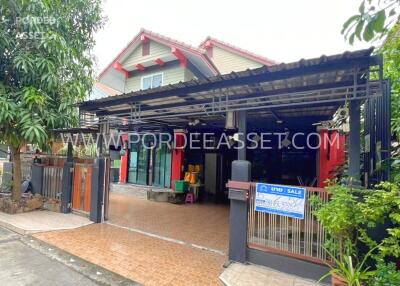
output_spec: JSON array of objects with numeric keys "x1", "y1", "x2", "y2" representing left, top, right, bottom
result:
[{"x1": 93, "y1": 0, "x2": 371, "y2": 75}]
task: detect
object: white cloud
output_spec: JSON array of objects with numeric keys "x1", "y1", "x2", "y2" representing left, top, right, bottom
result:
[{"x1": 93, "y1": 0, "x2": 370, "y2": 75}]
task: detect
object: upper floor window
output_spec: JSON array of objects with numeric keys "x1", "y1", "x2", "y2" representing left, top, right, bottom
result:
[
  {"x1": 141, "y1": 73, "x2": 163, "y2": 90},
  {"x1": 142, "y1": 41, "x2": 150, "y2": 56}
]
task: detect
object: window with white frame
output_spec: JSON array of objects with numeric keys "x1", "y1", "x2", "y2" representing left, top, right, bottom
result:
[{"x1": 141, "y1": 73, "x2": 163, "y2": 90}]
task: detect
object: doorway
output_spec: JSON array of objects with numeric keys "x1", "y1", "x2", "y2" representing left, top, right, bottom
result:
[{"x1": 127, "y1": 135, "x2": 172, "y2": 188}]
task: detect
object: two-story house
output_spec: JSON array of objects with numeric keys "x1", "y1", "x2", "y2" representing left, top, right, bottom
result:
[
  {"x1": 95, "y1": 29, "x2": 277, "y2": 189},
  {"x1": 96, "y1": 29, "x2": 277, "y2": 96}
]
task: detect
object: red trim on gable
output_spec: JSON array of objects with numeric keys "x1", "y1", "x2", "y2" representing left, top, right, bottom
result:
[
  {"x1": 204, "y1": 40, "x2": 213, "y2": 48},
  {"x1": 98, "y1": 29, "x2": 219, "y2": 80},
  {"x1": 206, "y1": 47, "x2": 213, "y2": 58},
  {"x1": 140, "y1": 35, "x2": 149, "y2": 43},
  {"x1": 142, "y1": 41, "x2": 150, "y2": 56},
  {"x1": 112, "y1": 62, "x2": 129, "y2": 78},
  {"x1": 171, "y1": 47, "x2": 187, "y2": 67},
  {"x1": 155, "y1": 58, "x2": 165, "y2": 66},
  {"x1": 135, "y1": 64, "x2": 145, "y2": 71}
]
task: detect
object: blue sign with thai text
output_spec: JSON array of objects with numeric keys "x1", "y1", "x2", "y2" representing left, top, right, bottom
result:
[{"x1": 255, "y1": 183, "x2": 306, "y2": 219}]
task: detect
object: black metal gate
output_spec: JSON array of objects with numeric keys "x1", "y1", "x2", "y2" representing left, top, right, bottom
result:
[{"x1": 363, "y1": 80, "x2": 391, "y2": 186}]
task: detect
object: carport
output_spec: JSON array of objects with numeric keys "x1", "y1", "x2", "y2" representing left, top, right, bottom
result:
[
  {"x1": 80, "y1": 48, "x2": 389, "y2": 184},
  {"x1": 77, "y1": 48, "x2": 390, "y2": 280}
]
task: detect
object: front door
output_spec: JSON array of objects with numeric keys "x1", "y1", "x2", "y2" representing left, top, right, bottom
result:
[
  {"x1": 137, "y1": 145, "x2": 149, "y2": 185},
  {"x1": 152, "y1": 142, "x2": 172, "y2": 188},
  {"x1": 128, "y1": 141, "x2": 150, "y2": 185},
  {"x1": 127, "y1": 135, "x2": 172, "y2": 187},
  {"x1": 128, "y1": 143, "x2": 139, "y2": 184}
]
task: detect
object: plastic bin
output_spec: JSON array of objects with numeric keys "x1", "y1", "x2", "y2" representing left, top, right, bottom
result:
[{"x1": 174, "y1": 180, "x2": 188, "y2": 193}]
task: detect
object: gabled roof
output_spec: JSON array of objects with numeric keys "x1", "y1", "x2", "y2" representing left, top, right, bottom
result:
[
  {"x1": 98, "y1": 28, "x2": 219, "y2": 79},
  {"x1": 199, "y1": 36, "x2": 279, "y2": 66}
]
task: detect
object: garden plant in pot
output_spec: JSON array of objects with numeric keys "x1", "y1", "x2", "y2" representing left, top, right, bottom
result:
[
  {"x1": 320, "y1": 246, "x2": 376, "y2": 286},
  {"x1": 311, "y1": 184, "x2": 370, "y2": 286},
  {"x1": 312, "y1": 182, "x2": 400, "y2": 285}
]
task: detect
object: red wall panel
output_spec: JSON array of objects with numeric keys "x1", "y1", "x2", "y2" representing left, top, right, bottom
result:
[
  {"x1": 119, "y1": 134, "x2": 128, "y2": 183},
  {"x1": 171, "y1": 133, "x2": 185, "y2": 189},
  {"x1": 318, "y1": 130, "x2": 346, "y2": 187}
]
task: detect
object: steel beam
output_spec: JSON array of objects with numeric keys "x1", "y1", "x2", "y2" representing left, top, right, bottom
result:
[{"x1": 96, "y1": 81, "x2": 367, "y2": 117}]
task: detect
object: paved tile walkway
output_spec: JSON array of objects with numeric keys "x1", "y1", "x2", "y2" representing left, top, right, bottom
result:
[
  {"x1": 108, "y1": 192, "x2": 229, "y2": 253},
  {"x1": 0, "y1": 210, "x2": 92, "y2": 234},
  {"x1": 34, "y1": 224, "x2": 226, "y2": 286},
  {"x1": 219, "y1": 263, "x2": 322, "y2": 286}
]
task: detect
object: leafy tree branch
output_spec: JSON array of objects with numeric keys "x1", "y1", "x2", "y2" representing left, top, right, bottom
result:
[{"x1": 342, "y1": 0, "x2": 400, "y2": 44}]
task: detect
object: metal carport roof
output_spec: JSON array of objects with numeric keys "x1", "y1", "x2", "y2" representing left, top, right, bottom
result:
[{"x1": 79, "y1": 48, "x2": 383, "y2": 130}]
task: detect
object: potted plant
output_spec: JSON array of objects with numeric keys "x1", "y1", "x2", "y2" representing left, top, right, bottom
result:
[
  {"x1": 320, "y1": 246, "x2": 377, "y2": 286},
  {"x1": 311, "y1": 184, "x2": 366, "y2": 285},
  {"x1": 313, "y1": 181, "x2": 400, "y2": 285}
]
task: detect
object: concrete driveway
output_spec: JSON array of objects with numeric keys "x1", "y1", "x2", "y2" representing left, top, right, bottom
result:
[{"x1": 0, "y1": 226, "x2": 98, "y2": 286}]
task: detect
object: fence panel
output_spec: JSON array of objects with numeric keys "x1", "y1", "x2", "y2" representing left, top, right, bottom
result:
[
  {"x1": 21, "y1": 162, "x2": 32, "y2": 180},
  {"x1": 248, "y1": 183, "x2": 329, "y2": 264},
  {"x1": 42, "y1": 166, "x2": 63, "y2": 199},
  {"x1": 72, "y1": 163, "x2": 93, "y2": 213}
]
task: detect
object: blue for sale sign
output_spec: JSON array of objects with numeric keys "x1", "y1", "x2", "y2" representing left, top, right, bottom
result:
[{"x1": 255, "y1": 183, "x2": 306, "y2": 219}]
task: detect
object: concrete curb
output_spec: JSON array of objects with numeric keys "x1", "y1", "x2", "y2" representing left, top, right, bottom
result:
[
  {"x1": 218, "y1": 275, "x2": 231, "y2": 286},
  {"x1": 0, "y1": 219, "x2": 27, "y2": 235},
  {"x1": 0, "y1": 210, "x2": 93, "y2": 235},
  {"x1": 0, "y1": 218, "x2": 93, "y2": 235},
  {"x1": 22, "y1": 235, "x2": 141, "y2": 286}
]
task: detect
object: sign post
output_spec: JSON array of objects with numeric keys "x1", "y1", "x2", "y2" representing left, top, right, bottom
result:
[{"x1": 255, "y1": 183, "x2": 306, "y2": 219}]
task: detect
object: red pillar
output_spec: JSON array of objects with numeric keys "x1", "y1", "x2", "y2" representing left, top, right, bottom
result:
[
  {"x1": 318, "y1": 129, "x2": 329, "y2": 187},
  {"x1": 171, "y1": 132, "x2": 185, "y2": 189},
  {"x1": 119, "y1": 134, "x2": 128, "y2": 183},
  {"x1": 318, "y1": 129, "x2": 346, "y2": 187}
]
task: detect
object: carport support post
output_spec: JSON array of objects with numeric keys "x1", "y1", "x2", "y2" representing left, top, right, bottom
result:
[
  {"x1": 228, "y1": 110, "x2": 250, "y2": 263},
  {"x1": 348, "y1": 101, "x2": 361, "y2": 185},
  {"x1": 90, "y1": 157, "x2": 106, "y2": 223},
  {"x1": 90, "y1": 121, "x2": 107, "y2": 223},
  {"x1": 238, "y1": 110, "x2": 247, "y2": 160},
  {"x1": 61, "y1": 142, "x2": 74, "y2": 213}
]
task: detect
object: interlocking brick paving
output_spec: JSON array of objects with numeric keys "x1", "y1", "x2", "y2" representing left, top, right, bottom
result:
[
  {"x1": 108, "y1": 192, "x2": 229, "y2": 253},
  {"x1": 34, "y1": 224, "x2": 225, "y2": 286}
]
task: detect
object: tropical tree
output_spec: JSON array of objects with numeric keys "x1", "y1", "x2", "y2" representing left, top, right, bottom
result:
[
  {"x1": 343, "y1": 1, "x2": 400, "y2": 181},
  {"x1": 0, "y1": 0, "x2": 104, "y2": 200},
  {"x1": 342, "y1": 0, "x2": 399, "y2": 44}
]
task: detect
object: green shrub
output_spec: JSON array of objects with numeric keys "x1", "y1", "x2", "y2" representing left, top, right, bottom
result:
[{"x1": 370, "y1": 262, "x2": 400, "y2": 286}]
